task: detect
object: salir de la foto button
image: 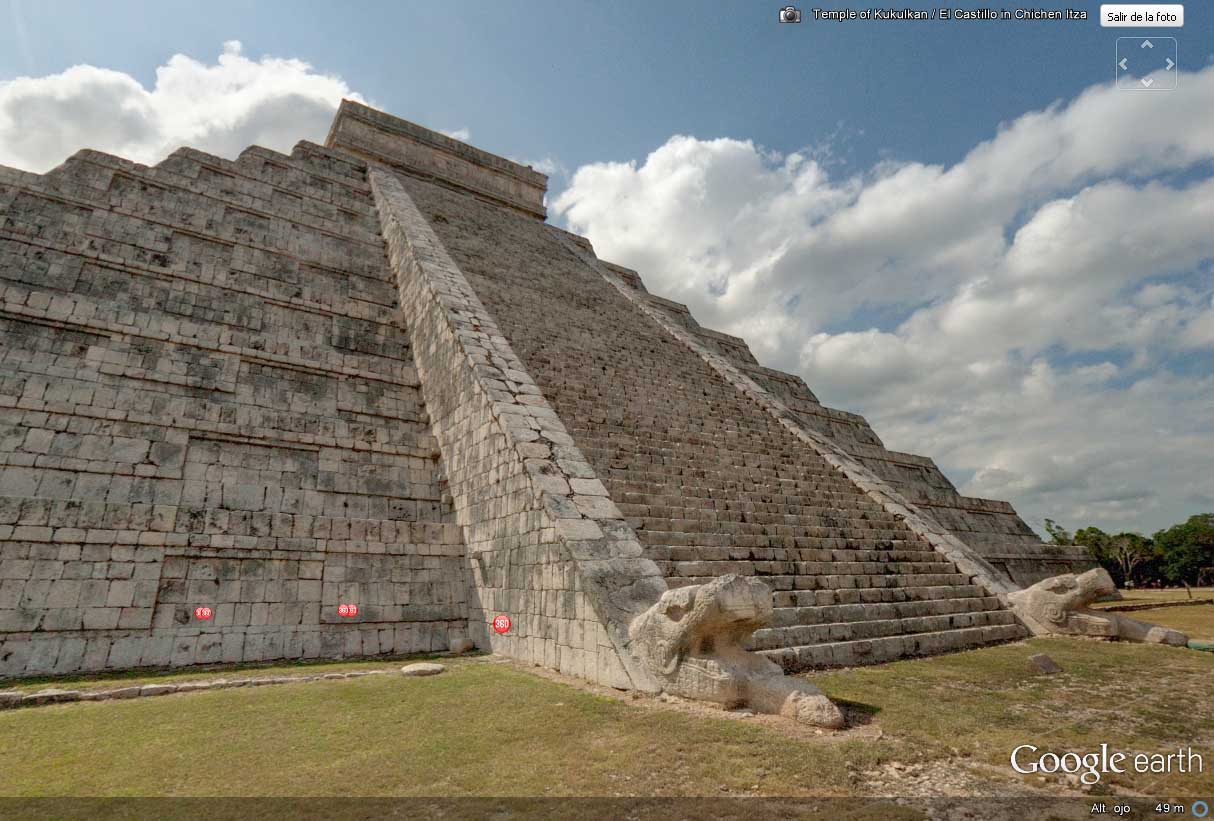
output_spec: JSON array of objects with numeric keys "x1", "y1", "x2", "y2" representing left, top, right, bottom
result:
[{"x1": 1101, "y1": 5, "x2": 1184, "y2": 26}]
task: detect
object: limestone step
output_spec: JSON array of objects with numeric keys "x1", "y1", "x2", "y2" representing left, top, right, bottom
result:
[
  {"x1": 648, "y1": 545, "x2": 956, "y2": 563},
  {"x1": 637, "y1": 529, "x2": 914, "y2": 549},
  {"x1": 663, "y1": 570, "x2": 974, "y2": 591},
  {"x1": 758, "y1": 622, "x2": 1029, "y2": 672},
  {"x1": 618, "y1": 498, "x2": 894, "y2": 517},
  {"x1": 772, "y1": 584, "x2": 989, "y2": 608},
  {"x1": 750, "y1": 608, "x2": 1017, "y2": 651},
  {"x1": 613, "y1": 472, "x2": 851, "y2": 490},
  {"x1": 592, "y1": 450, "x2": 863, "y2": 471},
  {"x1": 666, "y1": 559, "x2": 960, "y2": 578},
  {"x1": 632, "y1": 518, "x2": 912, "y2": 539},
  {"x1": 616, "y1": 494, "x2": 889, "y2": 514},
  {"x1": 605, "y1": 471, "x2": 886, "y2": 502},
  {"x1": 578, "y1": 436, "x2": 841, "y2": 462},
  {"x1": 770, "y1": 594, "x2": 1005, "y2": 628}
]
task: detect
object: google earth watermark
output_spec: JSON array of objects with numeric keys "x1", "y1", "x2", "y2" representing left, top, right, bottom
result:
[{"x1": 1010, "y1": 744, "x2": 1204, "y2": 786}]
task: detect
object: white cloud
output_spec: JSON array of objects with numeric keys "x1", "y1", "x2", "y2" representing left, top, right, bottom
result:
[
  {"x1": 440, "y1": 127, "x2": 471, "y2": 142},
  {"x1": 518, "y1": 156, "x2": 568, "y2": 178},
  {"x1": 555, "y1": 67, "x2": 1214, "y2": 536},
  {"x1": 0, "y1": 40, "x2": 367, "y2": 173}
]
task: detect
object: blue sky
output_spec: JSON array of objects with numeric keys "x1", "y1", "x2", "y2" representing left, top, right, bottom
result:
[
  {"x1": 8, "y1": 1, "x2": 1207, "y2": 181},
  {"x1": 1, "y1": 0, "x2": 1212, "y2": 537}
]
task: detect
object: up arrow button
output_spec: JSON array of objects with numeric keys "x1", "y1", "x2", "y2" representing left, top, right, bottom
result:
[{"x1": 1116, "y1": 36, "x2": 1178, "y2": 91}]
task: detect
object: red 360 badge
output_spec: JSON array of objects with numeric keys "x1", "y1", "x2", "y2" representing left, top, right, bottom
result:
[
  {"x1": 338, "y1": 603, "x2": 359, "y2": 617},
  {"x1": 492, "y1": 614, "x2": 511, "y2": 634},
  {"x1": 194, "y1": 606, "x2": 213, "y2": 620}
]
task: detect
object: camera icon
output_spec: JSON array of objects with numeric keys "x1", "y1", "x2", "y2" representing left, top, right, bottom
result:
[{"x1": 779, "y1": 6, "x2": 802, "y2": 23}]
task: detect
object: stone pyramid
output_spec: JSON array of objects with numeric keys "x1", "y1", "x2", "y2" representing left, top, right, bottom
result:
[{"x1": 0, "y1": 101, "x2": 1092, "y2": 682}]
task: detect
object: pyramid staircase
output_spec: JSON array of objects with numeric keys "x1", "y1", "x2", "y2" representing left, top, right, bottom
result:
[{"x1": 397, "y1": 173, "x2": 1028, "y2": 671}]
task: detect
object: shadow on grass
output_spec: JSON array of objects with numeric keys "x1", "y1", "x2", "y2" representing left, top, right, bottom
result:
[{"x1": 833, "y1": 698, "x2": 881, "y2": 728}]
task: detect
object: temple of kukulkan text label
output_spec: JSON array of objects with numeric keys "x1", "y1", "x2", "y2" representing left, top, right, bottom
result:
[{"x1": 0, "y1": 102, "x2": 1095, "y2": 683}]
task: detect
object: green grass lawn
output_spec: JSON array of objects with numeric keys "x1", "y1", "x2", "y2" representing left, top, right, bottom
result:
[
  {"x1": 1128, "y1": 603, "x2": 1214, "y2": 641},
  {"x1": 2, "y1": 636, "x2": 1212, "y2": 800},
  {"x1": 1092, "y1": 588, "x2": 1214, "y2": 608}
]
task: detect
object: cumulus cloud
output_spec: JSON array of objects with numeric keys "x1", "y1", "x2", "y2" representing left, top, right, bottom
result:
[
  {"x1": 555, "y1": 67, "x2": 1214, "y2": 535},
  {"x1": 0, "y1": 41, "x2": 367, "y2": 172}
]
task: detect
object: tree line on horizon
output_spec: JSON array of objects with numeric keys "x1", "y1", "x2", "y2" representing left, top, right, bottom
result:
[{"x1": 1043, "y1": 513, "x2": 1214, "y2": 589}]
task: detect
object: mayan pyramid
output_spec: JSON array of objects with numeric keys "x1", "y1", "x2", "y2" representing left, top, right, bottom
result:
[{"x1": 0, "y1": 101, "x2": 1093, "y2": 682}]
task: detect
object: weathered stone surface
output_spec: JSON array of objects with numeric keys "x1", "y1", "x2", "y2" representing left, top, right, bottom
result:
[
  {"x1": 368, "y1": 167, "x2": 662, "y2": 692},
  {"x1": 327, "y1": 101, "x2": 547, "y2": 219},
  {"x1": 1027, "y1": 653, "x2": 1063, "y2": 674},
  {"x1": 174, "y1": 681, "x2": 212, "y2": 693},
  {"x1": 139, "y1": 684, "x2": 177, "y2": 696},
  {"x1": 22, "y1": 688, "x2": 81, "y2": 705},
  {"x1": 630, "y1": 575, "x2": 843, "y2": 728},
  {"x1": 448, "y1": 638, "x2": 475, "y2": 654},
  {"x1": 0, "y1": 130, "x2": 470, "y2": 678},
  {"x1": 1009, "y1": 569, "x2": 1188, "y2": 646},
  {"x1": 400, "y1": 662, "x2": 445, "y2": 677},
  {"x1": 108, "y1": 687, "x2": 143, "y2": 699}
]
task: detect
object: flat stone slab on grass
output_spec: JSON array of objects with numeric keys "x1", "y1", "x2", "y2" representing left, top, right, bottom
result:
[
  {"x1": 400, "y1": 663, "x2": 445, "y2": 677},
  {"x1": 1027, "y1": 653, "x2": 1063, "y2": 674},
  {"x1": 109, "y1": 687, "x2": 144, "y2": 699},
  {"x1": 175, "y1": 682, "x2": 214, "y2": 693},
  {"x1": 21, "y1": 689, "x2": 81, "y2": 705}
]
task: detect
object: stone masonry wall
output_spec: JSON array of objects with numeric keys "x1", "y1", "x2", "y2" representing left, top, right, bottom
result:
[
  {"x1": 369, "y1": 168, "x2": 665, "y2": 690},
  {"x1": 0, "y1": 142, "x2": 468, "y2": 678}
]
